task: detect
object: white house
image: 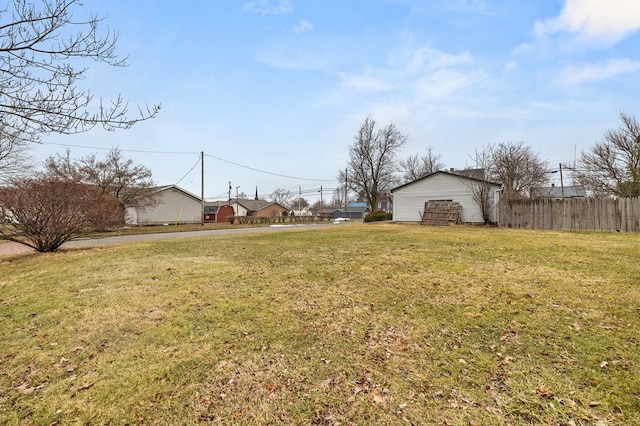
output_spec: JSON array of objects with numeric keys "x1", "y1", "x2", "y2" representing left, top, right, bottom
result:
[
  {"x1": 125, "y1": 185, "x2": 202, "y2": 225},
  {"x1": 391, "y1": 171, "x2": 502, "y2": 224}
]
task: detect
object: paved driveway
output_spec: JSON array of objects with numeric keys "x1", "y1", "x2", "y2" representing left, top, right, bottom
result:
[{"x1": 1, "y1": 223, "x2": 343, "y2": 255}]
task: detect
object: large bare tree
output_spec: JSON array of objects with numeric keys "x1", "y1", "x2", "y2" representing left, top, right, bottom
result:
[
  {"x1": 43, "y1": 148, "x2": 156, "y2": 207},
  {"x1": 0, "y1": 0, "x2": 159, "y2": 176},
  {"x1": 0, "y1": 178, "x2": 124, "y2": 252},
  {"x1": 490, "y1": 141, "x2": 548, "y2": 198},
  {"x1": 269, "y1": 188, "x2": 292, "y2": 208},
  {"x1": 341, "y1": 117, "x2": 407, "y2": 212},
  {"x1": 576, "y1": 112, "x2": 640, "y2": 197},
  {"x1": 400, "y1": 146, "x2": 445, "y2": 183}
]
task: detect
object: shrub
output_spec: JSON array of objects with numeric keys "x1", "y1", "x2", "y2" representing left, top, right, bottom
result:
[
  {"x1": 364, "y1": 211, "x2": 392, "y2": 222},
  {"x1": 0, "y1": 178, "x2": 124, "y2": 252}
]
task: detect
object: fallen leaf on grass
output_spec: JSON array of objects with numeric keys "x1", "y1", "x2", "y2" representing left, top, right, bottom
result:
[
  {"x1": 266, "y1": 383, "x2": 277, "y2": 392},
  {"x1": 15, "y1": 383, "x2": 35, "y2": 394},
  {"x1": 536, "y1": 386, "x2": 554, "y2": 398},
  {"x1": 15, "y1": 382, "x2": 45, "y2": 394},
  {"x1": 77, "y1": 382, "x2": 95, "y2": 391},
  {"x1": 500, "y1": 330, "x2": 518, "y2": 342},
  {"x1": 371, "y1": 394, "x2": 386, "y2": 405}
]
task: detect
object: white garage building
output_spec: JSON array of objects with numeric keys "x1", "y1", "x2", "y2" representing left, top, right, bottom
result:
[
  {"x1": 391, "y1": 171, "x2": 502, "y2": 224},
  {"x1": 125, "y1": 185, "x2": 202, "y2": 225}
]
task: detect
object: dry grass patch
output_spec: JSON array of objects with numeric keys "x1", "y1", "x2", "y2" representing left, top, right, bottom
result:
[{"x1": 0, "y1": 224, "x2": 639, "y2": 424}]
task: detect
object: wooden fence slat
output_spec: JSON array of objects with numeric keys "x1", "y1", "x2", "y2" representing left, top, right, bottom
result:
[{"x1": 499, "y1": 196, "x2": 640, "y2": 232}]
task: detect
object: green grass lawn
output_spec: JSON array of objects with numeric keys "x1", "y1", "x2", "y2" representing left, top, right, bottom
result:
[{"x1": 1, "y1": 224, "x2": 638, "y2": 425}]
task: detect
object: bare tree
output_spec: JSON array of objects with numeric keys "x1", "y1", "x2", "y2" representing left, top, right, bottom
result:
[
  {"x1": 342, "y1": 116, "x2": 407, "y2": 212},
  {"x1": 491, "y1": 141, "x2": 548, "y2": 198},
  {"x1": 291, "y1": 197, "x2": 309, "y2": 210},
  {"x1": 576, "y1": 112, "x2": 640, "y2": 197},
  {"x1": 329, "y1": 188, "x2": 345, "y2": 209},
  {"x1": 0, "y1": 132, "x2": 34, "y2": 183},
  {"x1": 466, "y1": 146, "x2": 495, "y2": 224},
  {"x1": 43, "y1": 148, "x2": 156, "y2": 207},
  {"x1": 400, "y1": 146, "x2": 445, "y2": 183},
  {"x1": 0, "y1": 178, "x2": 124, "y2": 252},
  {"x1": 0, "y1": 0, "x2": 159, "y2": 148},
  {"x1": 270, "y1": 188, "x2": 292, "y2": 208}
]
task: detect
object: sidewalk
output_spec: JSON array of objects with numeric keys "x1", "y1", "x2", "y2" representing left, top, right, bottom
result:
[{"x1": 0, "y1": 241, "x2": 34, "y2": 256}]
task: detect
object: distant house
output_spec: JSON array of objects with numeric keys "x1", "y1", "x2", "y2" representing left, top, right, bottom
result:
[
  {"x1": 312, "y1": 207, "x2": 334, "y2": 220},
  {"x1": 204, "y1": 201, "x2": 234, "y2": 223},
  {"x1": 291, "y1": 206, "x2": 313, "y2": 216},
  {"x1": 376, "y1": 191, "x2": 392, "y2": 213},
  {"x1": 125, "y1": 185, "x2": 201, "y2": 225},
  {"x1": 531, "y1": 184, "x2": 587, "y2": 199},
  {"x1": 391, "y1": 171, "x2": 502, "y2": 224},
  {"x1": 332, "y1": 201, "x2": 372, "y2": 219},
  {"x1": 230, "y1": 199, "x2": 289, "y2": 217}
]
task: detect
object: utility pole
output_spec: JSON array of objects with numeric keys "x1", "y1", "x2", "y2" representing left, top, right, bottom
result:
[
  {"x1": 228, "y1": 181, "x2": 232, "y2": 202},
  {"x1": 298, "y1": 185, "x2": 302, "y2": 211},
  {"x1": 344, "y1": 168, "x2": 348, "y2": 219},
  {"x1": 559, "y1": 163, "x2": 565, "y2": 199},
  {"x1": 234, "y1": 186, "x2": 240, "y2": 215},
  {"x1": 319, "y1": 185, "x2": 323, "y2": 213},
  {"x1": 200, "y1": 151, "x2": 205, "y2": 226}
]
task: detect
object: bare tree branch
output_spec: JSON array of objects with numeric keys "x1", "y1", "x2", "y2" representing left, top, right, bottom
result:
[
  {"x1": 491, "y1": 141, "x2": 548, "y2": 198},
  {"x1": 0, "y1": 0, "x2": 160, "y2": 149},
  {"x1": 42, "y1": 147, "x2": 157, "y2": 207},
  {"x1": 400, "y1": 146, "x2": 445, "y2": 183},
  {"x1": 576, "y1": 112, "x2": 640, "y2": 197},
  {"x1": 344, "y1": 117, "x2": 407, "y2": 212}
]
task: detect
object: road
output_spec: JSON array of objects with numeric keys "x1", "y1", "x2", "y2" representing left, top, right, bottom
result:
[
  {"x1": 1, "y1": 223, "x2": 352, "y2": 255},
  {"x1": 62, "y1": 222, "x2": 343, "y2": 249}
]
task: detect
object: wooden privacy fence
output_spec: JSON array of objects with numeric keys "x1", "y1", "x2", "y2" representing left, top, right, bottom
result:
[{"x1": 499, "y1": 197, "x2": 640, "y2": 232}]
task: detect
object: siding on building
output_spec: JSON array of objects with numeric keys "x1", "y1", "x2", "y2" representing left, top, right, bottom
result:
[
  {"x1": 126, "y1": 186, "x2": 201, "y2": 225},
  {"x1": 391, "y1": 171, "x2": 501, "y2": 223}
]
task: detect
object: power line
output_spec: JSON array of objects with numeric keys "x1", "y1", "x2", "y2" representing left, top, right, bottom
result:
[
  {"x1": 175, "y1": 156, "x2": 201, "y2": 186},
  {"x1": 41, "y1": 140, "x2": 339, "y2": 186},
  {"x1": 41, "y1": 141, "x2": 199, "y2": 155},
  {"x1": 205, "y1": 153, "x2": 335, "y2": 182}
]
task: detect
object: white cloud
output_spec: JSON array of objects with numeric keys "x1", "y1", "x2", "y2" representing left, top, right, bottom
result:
[
  {"x1": 242, "y1": 0, "x2": 293, "y2": 15},
  {"x1": 332, "y1": 46, "x2": 486, "y2": 114},
  {"x1": 534, "y1": 0, "x2": 640, "y2": 44},
  {"x1": 556, "y1": 58, "x2": 640, "y2": 85},
  {"x1": 505, "y1": 60, "x2": 519, "y2": 72},
  {"x1": 340, "y1": 74, "x2": 390, "y2": 92},
  {"x1": 293, "y1": 19, "x2": 313, "y2": 34}
]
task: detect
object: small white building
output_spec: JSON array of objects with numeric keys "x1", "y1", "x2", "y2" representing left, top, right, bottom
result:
[
  {"x1": 391, "y1": 171, "x2": 502, "y2": 224},
  {"x1": 125, "y1": 185, "x2": 202, "y2": 225}
]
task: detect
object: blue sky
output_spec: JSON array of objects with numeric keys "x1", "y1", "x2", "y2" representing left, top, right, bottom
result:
[{"x1": 33, "y1": 0, "x2": 640, "y2": 202}]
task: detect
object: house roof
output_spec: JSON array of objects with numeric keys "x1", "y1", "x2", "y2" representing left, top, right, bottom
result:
[
  {"x1": 531, "y1": 185, "x2": 587, "y2": 198},
  {"x1": 348, "y1": 201, "x2": 369, "y2": 208},
  {"x1": 128, "y1": 184, "x2": 201, "y2": 205},
  {"x1": 204, "y1": 203, "x2": 232, "y2": 214},
  {"x1": 346, "y1": 202, "x2": 371, "y2": 213},
  {"x1": 391, "y1": 170, "x2": 502, "y2": 193},
  {"x1": 204, "y1": 200, "x2": 232, "y2": 213},
  {"x1": 232, "y1": 199, "x2": 287, "y2": 212}
]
